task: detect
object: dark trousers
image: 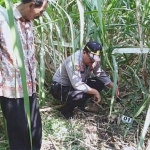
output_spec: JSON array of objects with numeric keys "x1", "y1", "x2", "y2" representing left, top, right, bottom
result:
[
  {"x1": 0, "y1": 94, "x2": 42, "y2": 150},
  {"x1": 50, "y1": 77, "x2": 105, "y2": 112}
]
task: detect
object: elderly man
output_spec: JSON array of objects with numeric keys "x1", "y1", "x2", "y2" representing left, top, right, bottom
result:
[
  {"x1": 50, "y1": 41, "x2": 120, "y2": 119},
  {"x1": 0, "y1": 0, "x2": 48, "y2": 149}
]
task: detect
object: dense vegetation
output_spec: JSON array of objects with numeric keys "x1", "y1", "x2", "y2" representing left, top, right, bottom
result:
[{"x1": 0, "y1": 0, "x2": 150, "y2": 149}]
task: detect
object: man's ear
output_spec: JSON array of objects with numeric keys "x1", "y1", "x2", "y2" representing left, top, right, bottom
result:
[
  {"x1": 29, "y1": 2, "x2": 35, "y2": 8},
  {"x1": 83, "y1": 50, "x2": 86, "y2": 54}
]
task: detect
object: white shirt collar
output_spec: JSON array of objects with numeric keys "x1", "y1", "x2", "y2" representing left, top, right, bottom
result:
[{"x1": 13, "y1": 3, "x2": 22, "y2": 20}]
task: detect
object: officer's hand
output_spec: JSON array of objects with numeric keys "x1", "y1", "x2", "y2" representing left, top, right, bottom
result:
[
  {"x1": 115, "y1": 86, "x2": 120, "y2": 97},
  {"x1": 93, "y1": 91, "x2": 101, "y2": 103},
  {"x1": 106, "y1": 82, "x2": 120, "y2": 98},
  {"x1": 87, "y1": 88, "x2": 101, "y2": 103}
]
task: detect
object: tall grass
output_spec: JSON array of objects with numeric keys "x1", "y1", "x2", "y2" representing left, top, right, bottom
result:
[
  {"x1": 1, "y1": 0, "x2": 150, "y2": 149},
  {"x1": 35, "y1": 0, "x2": 149, "y2": 149}
]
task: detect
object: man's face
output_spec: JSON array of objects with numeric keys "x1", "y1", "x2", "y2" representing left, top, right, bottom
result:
[
  {"x1": 23, "y1": 0, "x2": 48, "y2": 21},
  {"x1": 83, "y1": 51, "x2": 95, "y2": 66}
]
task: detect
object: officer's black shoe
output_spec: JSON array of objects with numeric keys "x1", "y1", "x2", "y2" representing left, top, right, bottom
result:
[{"x1": 60, "y1": 109, "x2": 74, "y2": 119}]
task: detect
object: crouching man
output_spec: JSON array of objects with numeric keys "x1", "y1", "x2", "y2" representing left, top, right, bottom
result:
[{"x1": 50, "y1": 41, "x2": 119, "y2": 119}]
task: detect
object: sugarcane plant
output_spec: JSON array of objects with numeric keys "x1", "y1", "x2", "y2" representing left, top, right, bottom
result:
[
  {"x1": 0, "y1": 0, "x2": 150, "y2": 149},
  {"x1": 34, "y1": 0, "x2": 150, "y2": 149}
]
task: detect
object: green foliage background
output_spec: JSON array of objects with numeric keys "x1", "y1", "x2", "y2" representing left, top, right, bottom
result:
[
  {"x1": 0, "y1": 0, "x2": 150, "y2": 149},
  {"x1": 0, "y1": 0, "x2": 19, "y2": 6}
]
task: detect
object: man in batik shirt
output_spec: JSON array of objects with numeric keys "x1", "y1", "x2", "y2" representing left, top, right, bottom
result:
[{"x1": 0, "y1": 0, "x2": 48, "y2": 150}]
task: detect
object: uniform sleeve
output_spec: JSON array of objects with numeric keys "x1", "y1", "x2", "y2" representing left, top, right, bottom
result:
[
  {"x1": 65, "y1": 61, "x2": 92, "y2": 92},
  {"x1": 93, "y1": 62, "x2": 111, "y2": 86}
]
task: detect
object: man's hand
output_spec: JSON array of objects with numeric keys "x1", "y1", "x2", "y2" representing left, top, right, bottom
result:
[
  {"x1": 87, "y1": 88, "x2": 101, "y2": 103},
  {"x1": 93, "y1": 91, "x2": 101, "y2": 103},
  {"x1": 115, "y1": 86, "x2": 120, "y2": 97},
  {"x1": 107, "y1": 82, "x2": 120, "y2": 97}
]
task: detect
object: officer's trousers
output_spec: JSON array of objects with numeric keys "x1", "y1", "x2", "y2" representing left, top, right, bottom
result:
[
  {"x1": 50, "y1": 77, "x2": 105, "y2": 113},
  {"x1": 0, "y1": 93, "x2": 42, "y2": 150}
]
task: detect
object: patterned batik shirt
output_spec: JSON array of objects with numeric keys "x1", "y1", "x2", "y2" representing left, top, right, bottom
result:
[{"x1": 0, "y1": 6, "x2": 36, "y2": 98}]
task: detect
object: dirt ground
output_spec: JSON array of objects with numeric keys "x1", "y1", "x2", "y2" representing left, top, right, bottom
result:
[{"x1": 40, "y1": 104, "x2": 150, "y2": 150}]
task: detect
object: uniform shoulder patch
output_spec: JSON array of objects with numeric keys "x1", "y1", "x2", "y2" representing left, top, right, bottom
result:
[{"x1": 75, "y1": 65, "x2": 80, "y2": 71}]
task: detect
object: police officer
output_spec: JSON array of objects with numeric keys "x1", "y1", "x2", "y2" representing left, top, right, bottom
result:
[{"x1": 50, "y1": 41, "x2": 119, "y2": 119}]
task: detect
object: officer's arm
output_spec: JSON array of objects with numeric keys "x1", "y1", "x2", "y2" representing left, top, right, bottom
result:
[
  {"x1": 93, "y1": 62, "x2": 119, "y2": 97},
  {"x1": 106, "y1": 82, "x2": 120, "y2": 97},
  {"x1": 93, "y1": 62, "x2": 111, "y2": 85},
  {"x1": 66, "y1": 61, "x2": 101, "y2": 103},
  {"x1": 65, "y1": 61, "x2": 92, "y2": 92}
]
